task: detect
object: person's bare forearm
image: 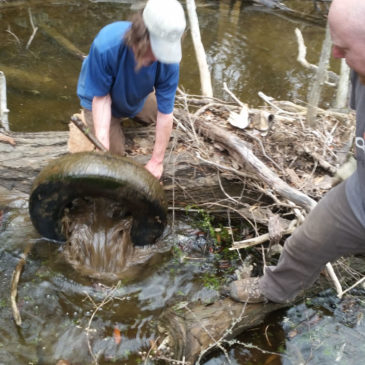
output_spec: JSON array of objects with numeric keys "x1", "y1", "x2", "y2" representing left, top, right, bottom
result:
[
  {"x1": 92, "y1": 94, "x2": 112, "y2": 150},
  {"x1": 145, "y1": 111, "x2": 173, "y2": 179},
  {"x1": 151, "y1": 111, "x2": 173, "y2": 163}
]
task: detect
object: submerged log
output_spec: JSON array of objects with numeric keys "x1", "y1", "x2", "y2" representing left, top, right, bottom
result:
[
  {"x1": 0, "y1": 65, "x2": 60, "y2": 95},
  {"x1": 157, "y1": 277, "x2": 337, "y2": 364},
  {"x1": 39, "y1": 23, "x2": 86, "y2": 60},
  {"x1": 158, "y1": 298, "x2": 288, "y2": 364}
]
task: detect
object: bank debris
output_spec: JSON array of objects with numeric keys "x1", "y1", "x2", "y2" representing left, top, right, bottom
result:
[
  {"x1": 171, "y1": 87, "x2": 355, "y2": 248},
  {"x1": 145, "y1": 89, "x2": 359, "y2": 364}
]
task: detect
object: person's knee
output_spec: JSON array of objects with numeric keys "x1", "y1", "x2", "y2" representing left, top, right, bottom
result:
[
  {"x1": 135, "y1": 93, "x2": 157, "y2": 124},
  {"x1": 109, "y1": 117, "x2": 125, "y2": 156}
]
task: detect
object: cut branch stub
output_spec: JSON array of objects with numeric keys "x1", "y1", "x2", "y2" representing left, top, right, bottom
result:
[{"x1": 29, "y1": 152, "x2": 167, "y2": 246}]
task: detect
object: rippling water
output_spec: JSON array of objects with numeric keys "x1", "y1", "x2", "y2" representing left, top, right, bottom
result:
[{"x1": 1, "y1": 190, "x2": 226, "y2": 364}]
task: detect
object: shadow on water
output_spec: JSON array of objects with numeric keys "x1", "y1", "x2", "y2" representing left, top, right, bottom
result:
[{"x1": 0, "y1": 1, "x2": 358, "y2": 364}]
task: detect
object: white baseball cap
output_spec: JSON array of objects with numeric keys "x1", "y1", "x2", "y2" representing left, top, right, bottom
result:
[{"x1": 143, "y1": 0, "x2": 186, "y2": 64}]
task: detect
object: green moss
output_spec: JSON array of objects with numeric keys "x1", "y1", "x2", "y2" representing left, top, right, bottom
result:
[{"x1": 202, "y1": 273, "x2": 222, "y2": 290}]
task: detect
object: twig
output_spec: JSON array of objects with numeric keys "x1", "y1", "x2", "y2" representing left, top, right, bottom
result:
[
  {"x1": 324, "y1": 263, "x2": 343, "y2": 298},
  {"x1": 195, "y1": 302, "x2": 249, "y2": 364},
  {"x1": 335, "y1": 59, "x2": 351, "y2": 109},
  {"x1": 295, "y1": 27, "x2": 338, "y2": 86},
  {"x1": 339, "y1": 275, "x2": 365, "y2": 298},
  {"x1": 25, "y1": 8, "x2": 38, "y2": 50},
  {"x1": 11, "y1": 242, "x2": 34, "y2": 326},
  {"x1": 223, "y1": 82, "x2": 245, "y2": 108},
  {"x1": 70, "y1": 114, "x2": 107, "y2": 152},
  {"x1": 244, "y1": 130, "x2": 284, "y2": 173},
  {"x1": 287, "y1": 201, "x2": 306, "y2": 224},
  {"x1": 303, "y1": 146, "x2": 337, "y2": 175},
  {"x1": 258, "y1": 91, "x2": 298, "y2": 117},
  {"x1": 84, "y1": 282, "x2": 121, "y2": 364},
  {"x1": 264, "y1": 325, "x2": 272, "y2": 347},
  {"x1": 5, "y1": 25, "x2": 21, "y2": 45},
  {"x1": 230, "y1": 225, "x2": 296, "y2": 250},
  {"x1": 295, "y1": 28, "x2": 317, "y2": 73},
  {"x1": 144, "y1": 336, "x2": 160, "y2": 365}
]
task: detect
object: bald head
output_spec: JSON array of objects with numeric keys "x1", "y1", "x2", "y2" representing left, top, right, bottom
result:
[
  {"x1": 329, "y1": 0, "x2": 365, "y2": 81},
  {"x1": 329, "y1": 0, "x2": 365, "y2": 38}
]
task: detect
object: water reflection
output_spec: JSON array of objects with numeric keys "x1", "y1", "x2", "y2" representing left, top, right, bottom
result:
[{"x1": 0, "y1": 0, "x2": 335, "y2": 132}]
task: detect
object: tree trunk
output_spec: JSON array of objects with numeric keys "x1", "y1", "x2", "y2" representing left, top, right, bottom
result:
[
  {"x1": 306, "y1": 22, "x2": 332, "y2": 127},
  {"x1": 0, "y1": 127, "x2": 244, "y2": 210},
  {"x1": 186, "y1": 0, "x2": 213, "y2": 97}
]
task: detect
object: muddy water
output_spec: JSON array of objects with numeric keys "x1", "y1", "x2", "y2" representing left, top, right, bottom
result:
[
  {"x1": 0, "y1": 0, "x2": 337, "y2": 132},
  {"x1": 0, "y1": 0, "x2": 357, "y2": 364},
  {"x1": 1, "y1": 190, "x2": 225, "y2": 364}
]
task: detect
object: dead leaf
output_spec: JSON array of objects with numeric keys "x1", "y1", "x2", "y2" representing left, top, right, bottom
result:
[
  {"x1": 0, "y1": 133, "x2": 16, "y2": 146},
  {"x1": 228, "y1": 105, "x2": 250, "y2": 129},
  {"x1": 264, "y1": 354, "x2": 280, "y2": 364},
  {"x1": 113, "y1": 327, "x2": 121, "y2": 345},
  {"x1": 149, "y1": 338, "x2": 158, "y2": 352},
  {"x1": 56, "y1": 360, "x2": 71, "y2": 365}
]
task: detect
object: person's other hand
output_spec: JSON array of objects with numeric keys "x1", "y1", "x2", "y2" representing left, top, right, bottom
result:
[{"x1": 145, "y1": 159, "x2": 163, "y2": 180}]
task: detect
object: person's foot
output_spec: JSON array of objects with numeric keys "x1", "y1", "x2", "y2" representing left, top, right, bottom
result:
[{"x1": 228, "y1": 277, "x2": 267, "y2": 303}]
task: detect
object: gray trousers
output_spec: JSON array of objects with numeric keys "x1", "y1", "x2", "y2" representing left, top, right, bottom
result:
[{"x1": 260, "y1": 181, "x2": 365, "y2": 303}]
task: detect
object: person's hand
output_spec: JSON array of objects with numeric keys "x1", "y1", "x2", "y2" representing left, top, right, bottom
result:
[{"x1": 145, "y1": 159, "x2": 163, "y2": 180}]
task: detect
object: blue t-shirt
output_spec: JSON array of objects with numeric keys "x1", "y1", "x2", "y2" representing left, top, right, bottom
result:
[{"x1": 77, "y1": 21, "x2": 180, "y2": 118}]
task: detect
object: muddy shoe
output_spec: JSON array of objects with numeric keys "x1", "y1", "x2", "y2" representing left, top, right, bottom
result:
[{"x1": 229, "y1": 277, "x2": 266, "y2": 303}]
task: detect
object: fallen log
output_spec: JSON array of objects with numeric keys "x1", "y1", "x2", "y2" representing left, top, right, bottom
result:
[
  {"x1": 0, "y1": 65, "x2": 60, "y2": 95},
  {"x1": 156, "y1": 276, "x2": 336, "y2": 364},
  {"x1": 0, "y1": 126, "x2": 248, "y2": 213},
  {"x1": 0, "y1": 93, "x2": 353, "y2": 220},
  {"x1": 178, "y1": 109, "x2": 317, "y2": 211},
  {"x1": 39, "y1": 23, "x2": 86, "y2": 60},
  {"x1": 158, "y1": 298, "x2": 287, "y2": 364}
]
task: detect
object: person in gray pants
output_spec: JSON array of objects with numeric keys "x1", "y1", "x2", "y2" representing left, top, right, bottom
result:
[{"x1": 229, "y1": 0, "x2": 365, "y2": 304}]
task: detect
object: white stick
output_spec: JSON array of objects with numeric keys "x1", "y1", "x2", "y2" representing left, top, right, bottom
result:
[
  {"x1": 0, "y1": 71, "x2": 10, "y2": 131},
  {"x1": 186, "y1": 0, "x2": 213, "y2": 97},
  {"x1": 325, "y1": 262, "x2": 343, "y2": 298},
  {"x1": 295, "y1": 28, "x2": 317, "y2": 72},
  {"x1": 335, "y1": 59, "x2": 351, "y2": 109}
]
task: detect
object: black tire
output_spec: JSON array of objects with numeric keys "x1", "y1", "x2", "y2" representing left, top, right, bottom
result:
[{"x1": 29, "y1": 152, "x2": 167, "y2": 246}]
